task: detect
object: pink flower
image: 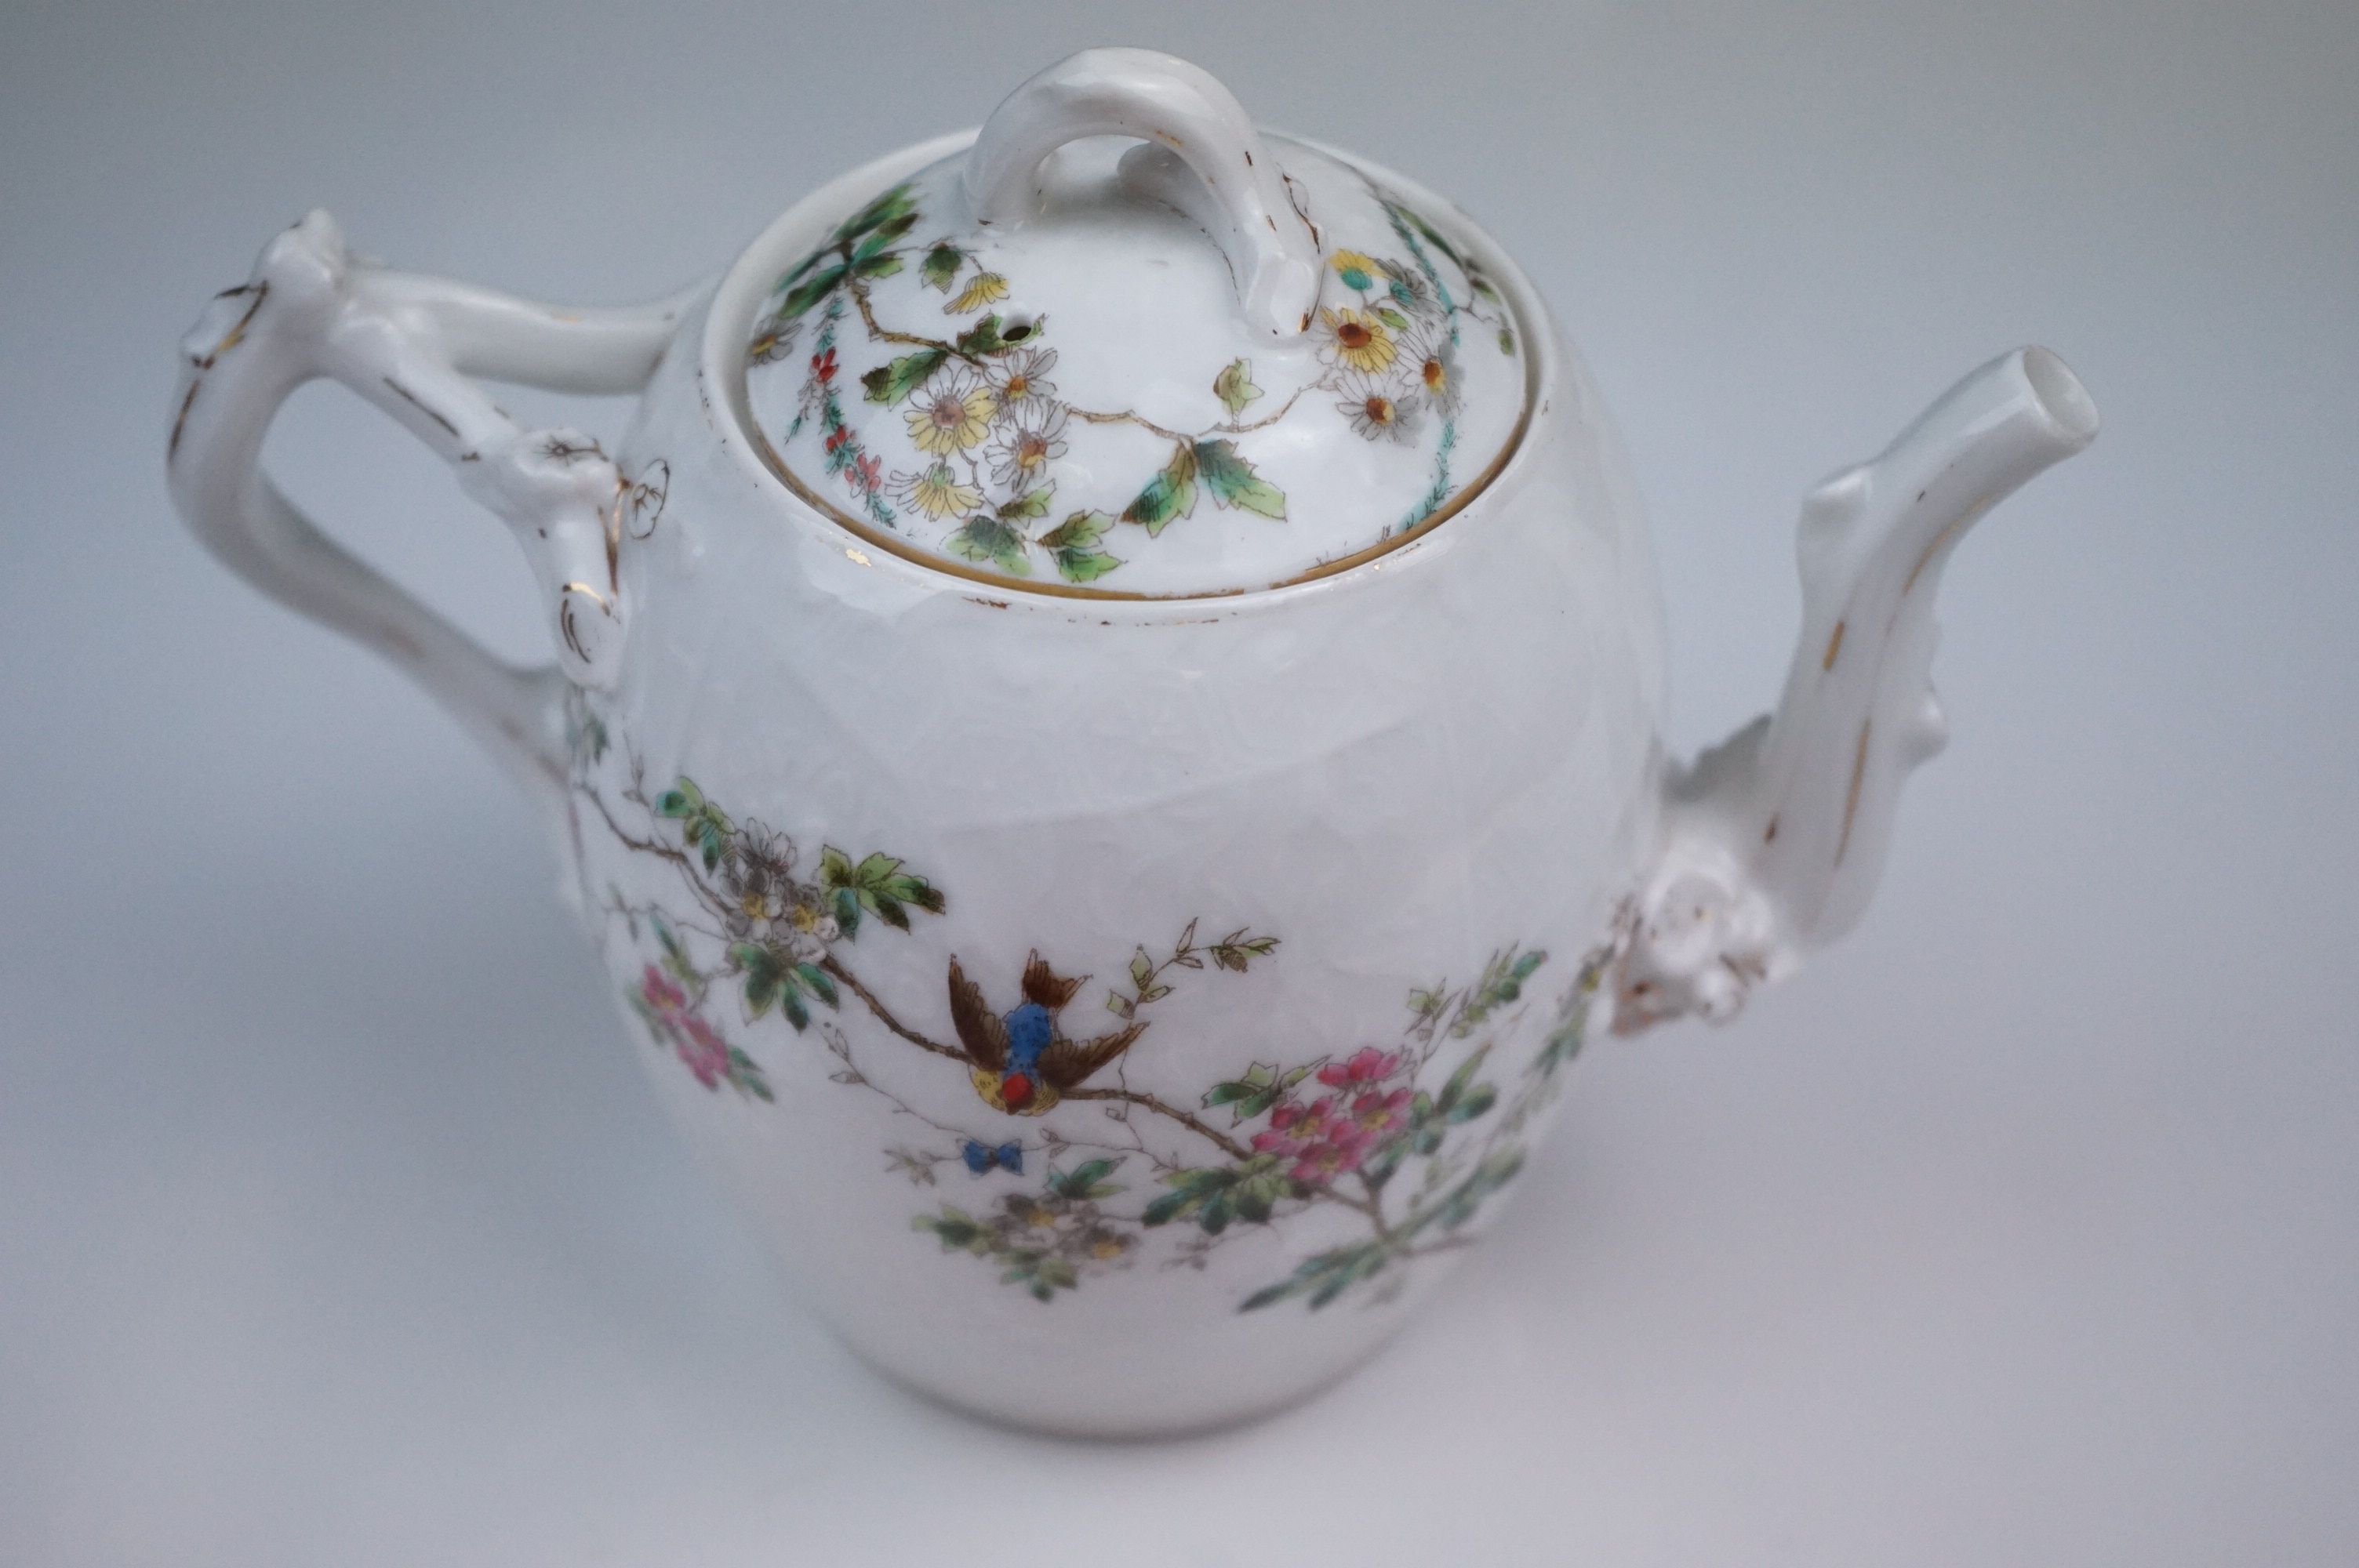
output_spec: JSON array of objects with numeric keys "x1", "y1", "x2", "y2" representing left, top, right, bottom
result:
[
  {"x1": 1318, "y1": 1047, "x2": 1403, "y2": 1089},
  {"x1": 1252, "y1": 1096, "x2": 1331, "y2": 1158},
  {"x1": 675, "y1": 1024, "x2": 729, "y2": 1088},
  {"x1": 849, "y1": 453, "x2": 882, "y2": 494},
  {"x1": 641, "y1": 964, "x2": 687, "y2": 1014},
  {"x1": 640, "y1": 965, "x2": 731, "y2": 1089},
  {"x1": 1289, "y1": 1127, "x2": 1372, "y2": 1186},
  {"x1": 1349, "y1": 1088, "x2": 1413, "y2": 1139}
]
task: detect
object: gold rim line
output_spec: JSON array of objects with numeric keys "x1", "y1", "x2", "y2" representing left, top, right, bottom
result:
[{"x1": 746, "y1": 382, "x2": 1532, "y2": 603}]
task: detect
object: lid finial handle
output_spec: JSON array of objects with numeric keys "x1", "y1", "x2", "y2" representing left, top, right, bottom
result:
[{"x1": 963, "y1": 49, "x2": 1323, "y2": 340}]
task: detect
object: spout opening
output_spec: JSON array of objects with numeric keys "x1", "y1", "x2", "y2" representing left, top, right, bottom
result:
[{"x1": 2020, "y1": 347, "x2": 2099, "y2": 447}]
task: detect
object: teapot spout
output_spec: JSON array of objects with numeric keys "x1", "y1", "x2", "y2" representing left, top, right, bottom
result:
[{"x1": 1615, "y1": 347, "x2": 2098, "y2": 1033}]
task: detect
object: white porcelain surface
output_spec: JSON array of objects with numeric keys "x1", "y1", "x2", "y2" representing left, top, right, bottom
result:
[{"x1": 162, "y1": 48, "x2": 2094, "y2": 1436}]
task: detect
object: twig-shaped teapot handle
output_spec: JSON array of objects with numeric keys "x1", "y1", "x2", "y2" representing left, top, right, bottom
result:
[
  {"x1": 963, "y1": 47, "x2": 1324, "y2": 339},
  {"x1": 165, "y1": 212, "x2": 692, "y2": 800}
]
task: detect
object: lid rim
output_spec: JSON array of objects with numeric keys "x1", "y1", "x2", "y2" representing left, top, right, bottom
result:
[{"x1": 714, "y1": 132, "x2": 1543, "y2": 605}]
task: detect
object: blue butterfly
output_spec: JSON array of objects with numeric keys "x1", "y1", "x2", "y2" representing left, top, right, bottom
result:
[{"x1": 961, "y1": 1139, "x2": 1024, "y2": 1176}]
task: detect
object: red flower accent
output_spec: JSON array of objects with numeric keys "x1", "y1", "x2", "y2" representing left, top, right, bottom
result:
[
  {"x1": 1289, "y1": 1124, "x2": 1373, "y2": 1186},
  {"x1": 849, "y1": 453, "x2": 882, "y2": 493},
  {"x1": 811, "y1": 347, "x2": 838, "y2": 382},
  {"x1": 641, "y1": 964, "x2": 686, "y2": 1012},
  {"x1": 824, "y1": 425, "x2": 852, "y2": 454},
  {"x1": 1318, "y1": 1047, "x2": 1404, "y2": 1089},
  {"x1": 639, "y1": 965, "x2": 730, "y2": 1089},
  {"x1": 1350, "y1": 1087, "x2": 1413, "y2": 1138}
]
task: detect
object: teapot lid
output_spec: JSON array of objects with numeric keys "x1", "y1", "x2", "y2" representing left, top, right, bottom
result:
[{"x1": 740, "y1": 49, "x2": 1528, "y2": 598}]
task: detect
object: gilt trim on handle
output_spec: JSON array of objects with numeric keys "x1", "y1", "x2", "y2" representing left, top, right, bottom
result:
[{"x1": 1616, "y1": 347, "x2": 2100, "y2": 1032}]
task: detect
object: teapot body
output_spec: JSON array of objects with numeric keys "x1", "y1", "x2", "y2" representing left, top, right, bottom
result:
[
  {"x1": 169, "y1": 49, "x2": 2094, "y2": 1439},
  {"x1": 558, "y1": 149, "x2": 1666, "y2": 1429}
]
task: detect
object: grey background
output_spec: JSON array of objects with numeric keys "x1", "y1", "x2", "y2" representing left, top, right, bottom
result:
[{"x1": 4, "y1": 1, "x2": 2354, "y2": 1563}]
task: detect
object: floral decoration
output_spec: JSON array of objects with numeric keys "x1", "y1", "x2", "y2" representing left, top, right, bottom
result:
[
  {"x1": 747, "y1": 173, "x2": 1519, "y2": 585},
  {"x1": 573, "y1": 707, "x2": 1623, "y2": 1315}
]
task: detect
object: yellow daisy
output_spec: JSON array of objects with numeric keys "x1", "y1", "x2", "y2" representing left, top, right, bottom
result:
[
  {"x1": 904, "y1": 366, "x2": 997, "y2": 455},
  {"x1": 1319, "y1": 307, "x2": 1397, "y2": 375},
  {"x1": 1329, "y1": 249, "x2": 1389, "y2": 291},
  {"x1": 945, "y1": 271, "x2": 1011, "y2": 314},
  {"x1": 894, "y1": 463, "x2": 983, "y2": 521}
]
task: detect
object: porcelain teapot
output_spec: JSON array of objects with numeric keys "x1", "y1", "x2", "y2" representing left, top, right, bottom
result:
[{"x1": 168, "y1": 49, "x2": 2097, "y2": 1435}]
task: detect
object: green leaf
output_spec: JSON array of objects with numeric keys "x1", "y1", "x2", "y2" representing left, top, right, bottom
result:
[
  {"x1": 1141, "y1": 1189, "x2": 1201, "y2": 1227},
  {"x1": 782, "y1": 247, "x2": 827, "y2": 286},
  {"x1": 1129, "y1": 947, "x2": 1155, "y2": 989},
  {"x1": 777, "y1": 264, "x2": 847, "y2": 321},
  {"x1": 818, "y1": 846, "x2": 854, "y2": 887},
  {"x1": 1497, "y1": 328, "x2": 1516, "y2": 356},
  {"x1": 1040, "y1": 509, "x2": 1123, "y2": 583},
  {"x1": 834, "y1": 183, "x2": 915, "y2": 243},
  {"x1": 916, "y1": 1206, "x2": 985, "y2": 1250},
  {"x1": 794, "y1": 962, "x2": 838, "y2": 1008},
  {"x1": 655, "y1": 779, "x2": 703, "y2": 818},
  {"x1": 860, "y1": 348, "x2": 946, "y2": 405},
  {"x1": 920, "y1": 244, "x2": 965, "y2": 292},
  {"x1": 953, "y1": 314, "x2": 1009, "y2": 357},
  {"x1": 1434, "y1": 1044, "x2": 1492, "y2": 1115},
  {"x1": 880, "y1": 873, "x2": 945, "y2": 916},
  {"x1": 853, "y1": 252, "x2": 904, "y2": 279},
  {"x1": 1233, "y1": 1087, "x2": 1279, "y2": 1122},
  {"x1": 1213, "y1": 358, "x2": 1262, "y2": 416},
  {"x1": 1308, "y1": 1255, "x2": 1379, "y2": 1308},
  {"x1": 1049, "y1": 1158, "x2": 1124, "y2": 1201},
  {"x1": 1203, "y1": 1081, "x2": 1253, "y2": 1108},
  {"x1": 739, "y1": 953, "x2": 780, "y2": 1022},
  {"x1": 1376, "y1": 307, "x2": 1410, "y2": 330},
  {"x1": 1121, "y1": 444, "x2": 1198, "y2": 535},
  {"x1": 831, "y1": 886, "x2": 862, "y2": 938},
  {"x1": 729, "y1": 1047, "x2": 774, "y2": 1102},
  {"x1": 1445, "y1": 1083, "x2": 1498, "y2": 1123},
  {"x1": 852, "y1": 212, "x2": 917, "y2": 260},
  {"x1": 998, "y1": 485, "x2": 1054, "y2": 521},
  {"x1": 1037, "y1": 510, "x2": 1107, "y2": 550},
  {"x1": 1198, "y1": 1191, "x2": 1234, "y2": 1235},
  {"x1": 869, "y1": 893, "x2": 909, "y2": 931},
  {"x1": 1192, "y1": 440, "x2": 1286, "y2": 520},
  {"x1": 1052, "y1": 547, "x2": 1122, "y2": 583},
  {"x1": 781, "y1": 986, "x2": 811, "y2": 1033},
  {"x1": 943, "y1": 517, "x2": 1031, "y2": 575},
  {"x1": 1403, "y1": 205, "x2": 1468, "y2": 270},
  {"x1": 1512, "y1": 949, "x2": 1548, "y2": 981}
]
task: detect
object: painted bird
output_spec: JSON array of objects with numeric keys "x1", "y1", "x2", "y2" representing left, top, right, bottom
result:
[{"x1": 947, "y1": 950, "x2": 1145, "y2": 1116}]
